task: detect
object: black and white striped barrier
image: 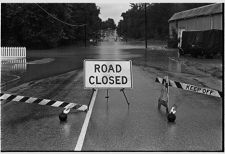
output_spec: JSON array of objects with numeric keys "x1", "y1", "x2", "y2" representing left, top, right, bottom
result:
[
  {"x1": 155, "y1": 77, "x2": 223, "y2": 98},
  {"x1": 156, "y1": 76, "x2": 223, "y2": 123},
  {"x1": 0, "y1": 93, "x2": 88, "y2": 121}
]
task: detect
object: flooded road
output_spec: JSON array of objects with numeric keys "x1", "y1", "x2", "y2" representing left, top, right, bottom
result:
[
  {"x1": 1, "y1": 38, "x2": 222, "y2": 151},
  {"x1": 1, "y1": 41, "x2": 147, "y2": 90}
]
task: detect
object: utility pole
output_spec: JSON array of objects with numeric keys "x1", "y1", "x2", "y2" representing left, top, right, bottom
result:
[
  {"x1": 84, "y1": 5, "x2": 87, "y2": 47},
  {"x1": 145, "y1": 3, "x2": 148, "y2": 49},
  {"x1": 84, "y1": 24, "x2": 87, "y2": 47}
]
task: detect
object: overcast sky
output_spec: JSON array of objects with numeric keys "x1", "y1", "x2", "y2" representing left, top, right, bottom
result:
[{"x1": 96, "y1": 3, "x2": 131, "y2": 25}]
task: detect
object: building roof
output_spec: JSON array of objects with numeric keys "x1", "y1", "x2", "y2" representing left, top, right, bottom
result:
[{"x1": 169, "y1": 3, "x2": 222, "y2": 22}]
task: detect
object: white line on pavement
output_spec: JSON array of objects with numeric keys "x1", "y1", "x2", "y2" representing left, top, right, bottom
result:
[{"x1": 74, "y1": 89, "x2": 98, "y2": 151}]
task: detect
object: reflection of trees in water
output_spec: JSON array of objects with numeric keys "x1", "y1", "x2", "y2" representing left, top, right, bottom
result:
[{"x1": 100, "y1": 29, "x2": 119, "y2": 42}]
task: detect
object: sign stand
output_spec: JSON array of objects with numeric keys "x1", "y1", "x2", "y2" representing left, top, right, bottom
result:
[
  {"x1": 120, "y1": 88, "x2": 130, "y2": 106},
  {"x1": 105, "y1": 89, "x2": 109, "y2": 103},
  {"x1": 104, "y1": 88, "x2": 130, "y2": 106},
  {"x1": 84, "y1": 60, "x2": 133, "y2": 109}
]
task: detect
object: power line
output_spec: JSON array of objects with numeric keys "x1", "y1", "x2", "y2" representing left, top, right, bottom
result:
[{"x1": 35, "y1": 3, "x2": 86, "y2": 27}]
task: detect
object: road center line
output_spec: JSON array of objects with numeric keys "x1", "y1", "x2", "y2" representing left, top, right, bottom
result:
[{"x1": 74, "y1": 89, "x2": 98, "y2": 151}]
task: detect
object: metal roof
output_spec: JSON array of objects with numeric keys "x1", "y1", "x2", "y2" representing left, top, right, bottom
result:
[{"x1": 169, "y1": 3, "x2": 222, "y2": 22}]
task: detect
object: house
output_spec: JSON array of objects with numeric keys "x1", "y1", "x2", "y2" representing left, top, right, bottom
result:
[{"x1": 168, "y1": 3, "x2": 223, "y2": 39}]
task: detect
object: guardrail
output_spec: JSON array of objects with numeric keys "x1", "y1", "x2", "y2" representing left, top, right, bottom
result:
[{"x1": 1, "y1": 47, "x2": 26, "y2": 58}]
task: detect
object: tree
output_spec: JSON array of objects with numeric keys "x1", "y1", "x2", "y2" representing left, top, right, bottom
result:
[
  {"x1": 1, "y1": 3, "x2": 102, "y2": 49},
  {"x1": 101, "y1": 18, "x2": 116, "y2": 30},
  {"x1": 117, "y1": 3, "x2": 211, "y2": 40}
]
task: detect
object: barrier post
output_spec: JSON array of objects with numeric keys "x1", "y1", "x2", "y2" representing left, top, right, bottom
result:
[{"x1": 158, "y1": 76, "x2": 169, "y2": 113}]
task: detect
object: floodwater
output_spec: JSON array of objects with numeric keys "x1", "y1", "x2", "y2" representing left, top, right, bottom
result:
[
  {"x1": 1, "y1": 40, "x2": 147, "y2": 90},
  {"x1": 1, "y1": 36, "x2": 222, "y2": 151},
  {"x1": 1, "y1": 35, "x2": 180, "y2": 90},
  {"x1": 168, "y1": 57, "x2": 183, "y2": 73}
]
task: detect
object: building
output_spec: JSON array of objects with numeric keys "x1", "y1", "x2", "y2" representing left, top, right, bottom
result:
[{"x1": 168, "y1": 3, "x2": 223, "y2": 39}]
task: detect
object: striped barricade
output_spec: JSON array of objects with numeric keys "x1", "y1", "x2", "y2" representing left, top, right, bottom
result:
[
  {"x1": 155, "y1": 77, "x2": 223, "y2": 98},
  {"x1": 0, "y1": 93, "x2": 88, "y2": 111}
]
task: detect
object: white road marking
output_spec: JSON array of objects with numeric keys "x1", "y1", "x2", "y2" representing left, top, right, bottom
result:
[{"x1": 74, "y1": 89, "x2": 98, "y2": 151}]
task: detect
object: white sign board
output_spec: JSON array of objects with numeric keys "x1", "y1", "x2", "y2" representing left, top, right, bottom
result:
[{"x1": 84, "y1": 60, "x2": 133, "y2": 89}]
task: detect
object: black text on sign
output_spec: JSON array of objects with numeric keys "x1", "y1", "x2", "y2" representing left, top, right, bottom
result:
[{"x1": 84, "y1": 60, "x2": 133, "y2": 88}]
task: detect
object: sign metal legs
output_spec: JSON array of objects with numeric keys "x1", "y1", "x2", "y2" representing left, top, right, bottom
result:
[
  {"x1": 104, "y1": 88, "x2": 130, "y2": 106},
  {"x1": 120, "y1": 88, "x2": 130, "y2": 106}
]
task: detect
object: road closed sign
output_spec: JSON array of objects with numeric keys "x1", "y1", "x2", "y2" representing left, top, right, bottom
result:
[{"x1": 84, "y1": 60, "x2": 133, "y2": 89}]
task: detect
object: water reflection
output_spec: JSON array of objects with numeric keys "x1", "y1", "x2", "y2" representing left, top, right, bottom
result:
[
  {"x1": 96, "y1": 41, "x2": 142, "y2": 60},
  {"x1": 1, "y1": 39, "x2": 144, "y2": 89},
  {"x1": 60, "y1": 123, "x2": 71, "y2": 138},
  {"x1": 1, "y1": 58, "x2": 27, "y2": 72},
  {"x1": 1, "y1": 58, "x2": 27, "y2": 89},
  {"x1": 168, "y1": 57, "x2": 182, "y2": 73}
]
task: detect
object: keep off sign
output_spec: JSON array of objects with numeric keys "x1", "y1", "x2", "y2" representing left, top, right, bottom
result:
[{"x1": 84, "y1": 60, "x2": 133, "y2": 88}]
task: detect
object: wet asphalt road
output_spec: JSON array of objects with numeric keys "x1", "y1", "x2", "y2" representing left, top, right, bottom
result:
[
  {"x1": 82, "y1": 66, "x2": 222, "y2": 151},
  {"x1": 1, "y1": 40, "x2": 223, "y2": 151}
]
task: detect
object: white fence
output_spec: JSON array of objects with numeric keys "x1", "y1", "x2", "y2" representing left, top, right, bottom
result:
[{"x1": 1, "y1": 47, "x2": 26, "y2": 58}]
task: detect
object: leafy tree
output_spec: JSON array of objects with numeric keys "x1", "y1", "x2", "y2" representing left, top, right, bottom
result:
[
  {"x1": 101, "y1": 18, "x2": 116, "y2": 30},
  {"x1": 1, "y1": 3, "x2": 102, "y2": 49},
  {"x1": 117, "y1": 3, "x2": 211, "y2": 40}
]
